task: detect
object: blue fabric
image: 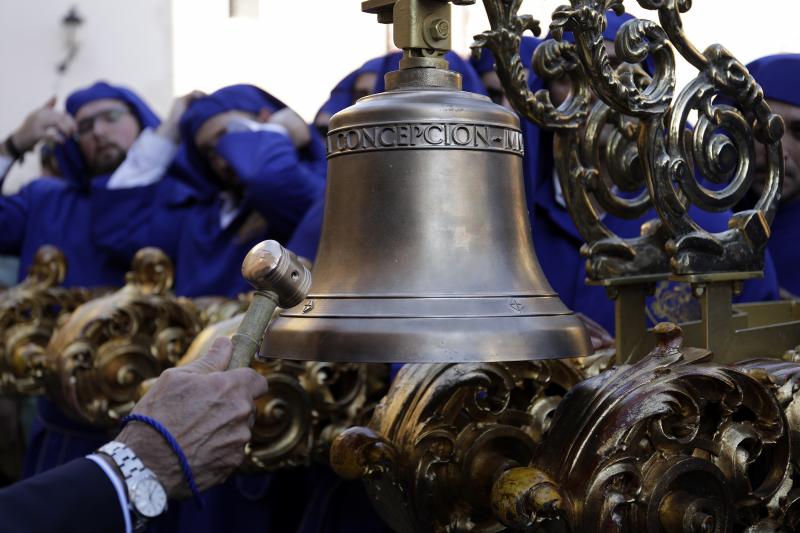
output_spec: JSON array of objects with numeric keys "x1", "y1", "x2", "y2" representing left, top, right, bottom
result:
[
  {"x1": 21, "y1": 397, "x2": 111, "y2": 478},
  {"x1": 179, "y1": 84, "x2": 284, "y2": 142},
  {"x1": 374, "y1": 51, "x2": 488, "y2": 96},
  {"x1": 91, "y1": 85, "x2": 324, "y2": 298},
  {"x1": 287, "y1": 196, "x2": 325, "y2": 261},
  {"x1": 2, "y1": 81, "x2": 163, "y2": 287},
  {"x1": 0, "y1": 176, "x2": 130, "y2": 288},
  {"x1": 317, "y1": 56, "x2": 385, "y2": 119},
  {"x1": 746, "y1": 55, "x2": 800, "y2": 296},
  {"x1": 92, "y1": 130, "x2": 323, "y2": 298},
  {"x1": 296, "y1": 465, "x2": 390, "y2": 533},
  {"x1": 148, "y1": 470, "x2": 314, "y2": 533},
  {"x1": 470, "y1": 36, "x2": 541, "y2": 76},
  {"x1": 746, "y1": 54, "x2": 800, "y2": 107},
  {"x1": 768, "y1": 194, "x2": 800, "y2": 297},
  {"x1": 180, "y1": 84, "x2": 327, "y2": 183}
]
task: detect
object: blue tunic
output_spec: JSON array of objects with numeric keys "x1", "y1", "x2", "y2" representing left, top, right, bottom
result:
[
  {"x1": 768, "y1": 201, "x2": 800, "y2": 297},
  {"x1": 745, "y1": 54, "x2": 800, "y2": 297}
]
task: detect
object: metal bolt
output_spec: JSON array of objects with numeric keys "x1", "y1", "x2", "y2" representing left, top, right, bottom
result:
[{"x1": 429, "y1": 18, "x2": 450, "y2": 41}]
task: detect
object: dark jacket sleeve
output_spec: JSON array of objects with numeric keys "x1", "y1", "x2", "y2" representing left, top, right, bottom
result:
[
  {"x1": 217, "y1": 130, "x2": 324, "y2": 242},
  {"x1": 0, "y1": 458, "x2": 126, "y2": 533}
]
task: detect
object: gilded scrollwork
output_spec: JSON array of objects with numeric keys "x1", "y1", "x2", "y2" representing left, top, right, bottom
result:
[
  {"x1": 330, "y1": 359, "x2": 587, "y2": 532},
  {"x1": 0, "y1": 246, "x2": 93, "y2": 394},
  {"x1": 503, "y1": 323, "x2": 790, "y2": 531},
  {"x1": 554, "y1": 97, "x2": 671, "y2": 280},
  {"x1": 640, "y1": 44, "x2": 784, "y2": 275},
  {"x1": 45, "y1": 248, "x2": 201, "y2": 426},
  {"x1": 174, "y1": 313, "x2": 389, "y2": 472},
  {"x1": 335, "y1": 324, "x2": 798, "y2": 531},
  {"x1": 475, "y1": 1, "x2": 674, "y2": 282},
  {"x1": 550, "y1": 1, "x2": 676, "y2": 117},
  {"x1": 473, "y1": 1, "x2": 590, "y2": 130}
]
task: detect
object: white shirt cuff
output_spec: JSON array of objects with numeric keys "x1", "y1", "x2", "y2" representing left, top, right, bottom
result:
[
  {"x1": 0, "y1": 154, "x2": 14, "y2": 181},
  {"x1": 86, "y1": 453, "x2": 133, "y2": 533},
  {"x1": 107, "y1": 128, "x2": 179, "y2": 190}
]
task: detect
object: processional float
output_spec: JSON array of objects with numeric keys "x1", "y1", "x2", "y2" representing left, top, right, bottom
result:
[
  {"x1": 8, "y1": 0, "x2": 800, "y2": 529},
  {"x1": 266, "y1": 0, "x2": 797, "y2": 531}
]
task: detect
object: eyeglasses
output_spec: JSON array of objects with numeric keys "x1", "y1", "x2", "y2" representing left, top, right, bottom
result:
[{"x1": 75, "y1": 107, "x2": 131, "y2": 138}]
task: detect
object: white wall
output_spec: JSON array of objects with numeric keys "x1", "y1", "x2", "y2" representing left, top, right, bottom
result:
[
  {"x1": 0, "y1": 0, "x2": 173, "y2": 193},
  {"x1": 171, "y1": 0, "x2": 391, "y2": 123},
  {"x1": 2, "y1": 0, "x2": 799, "y2": 194},
  {"x1": 171, "y1": 0, "x2": 800, "y2": 123}
]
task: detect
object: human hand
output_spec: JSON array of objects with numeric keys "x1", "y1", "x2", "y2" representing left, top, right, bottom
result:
[
  {"x1": 11, "y1": 97, "x2": 76, "y2": 152},
  {"x1": 269, "y1": 107, "x2": 311, "y2": 148},
  {"x1": 157, "y1": 90, "x2": 206, "y2": 143},
  {"x1": 117, "y1": 337, "x2": 268, "y2": 498}
]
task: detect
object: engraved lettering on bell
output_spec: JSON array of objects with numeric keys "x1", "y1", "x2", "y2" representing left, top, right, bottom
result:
[{"x1": 327, "y1": 121, "x2": 524, "y2": 157}]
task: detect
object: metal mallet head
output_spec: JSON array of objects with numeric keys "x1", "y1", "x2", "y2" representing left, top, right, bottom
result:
[
  {"x1": 241, "y1": 240, "x2": 311, "y2": 307},
  {"x1": 227, "y1": 241, "x2": 312, "y2": 370}
]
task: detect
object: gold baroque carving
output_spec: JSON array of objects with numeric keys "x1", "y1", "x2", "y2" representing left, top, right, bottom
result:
[
  {"x1": 175, "y1": 312, "x2": 390, "y2": 472},
  {"x1": 0, "y1": 246, "x2": 94, "y2": 394},
  {"x1": 45, "y1": 248, "x2": 201, "y2": 426},
  {"x1": 332, "y1": 325, "x2": 797, "y2": 532}
]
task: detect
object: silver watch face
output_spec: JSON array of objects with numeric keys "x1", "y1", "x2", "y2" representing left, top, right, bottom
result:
[{"x1": 130, "y1": 476, "x2": 168, "y2": 518}]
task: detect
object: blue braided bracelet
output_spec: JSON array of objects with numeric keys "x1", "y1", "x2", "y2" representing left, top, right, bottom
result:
[{"x1": 121, "y1": 414, "x2": 205, "y2": 509}]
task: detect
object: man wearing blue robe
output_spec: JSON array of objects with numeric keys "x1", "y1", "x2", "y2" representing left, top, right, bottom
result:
[
  {"x1": 92, "y1": 84, "x2": 325, "y2": 298},
  {"x1": 745, "y1": 54, "x2": 800, "y2": 298},
  {"x1": 0, "y1": 82, "x2": 164, "y2": 288}
]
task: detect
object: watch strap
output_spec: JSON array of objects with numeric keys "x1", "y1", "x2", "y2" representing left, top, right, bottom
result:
[{"x1": 98, "y1": 441, "x2": 166, "y2": 530}]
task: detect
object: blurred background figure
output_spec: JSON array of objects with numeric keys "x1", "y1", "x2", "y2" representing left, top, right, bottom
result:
[{"x1": 741, "y1": 54, "x2": 800, "y2": 298}]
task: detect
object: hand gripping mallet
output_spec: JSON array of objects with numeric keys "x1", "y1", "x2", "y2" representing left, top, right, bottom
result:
[{"x1": 226, "y1": 240, "x2": 311, "y2": 370}]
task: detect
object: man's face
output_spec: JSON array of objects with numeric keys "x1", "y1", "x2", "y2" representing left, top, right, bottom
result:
[
  {"x1": 754, "y1": 98, "x2": 800, "y2": 204},
  {"x1": 74, "y1": 98, "x2": 141, "y2": 176},
  {"x1": 194, "y1": 110, "x2": 264, "y2": 188}
]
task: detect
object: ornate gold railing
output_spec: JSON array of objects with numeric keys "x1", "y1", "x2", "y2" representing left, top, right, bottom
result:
[{"x1": 329, "y1": 1, "x2": 800, "y2": 531}]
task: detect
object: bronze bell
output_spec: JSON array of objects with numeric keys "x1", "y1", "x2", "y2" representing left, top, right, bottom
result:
[{"x1": 263, "y1": 0, "x2": 590, "y2": 364}]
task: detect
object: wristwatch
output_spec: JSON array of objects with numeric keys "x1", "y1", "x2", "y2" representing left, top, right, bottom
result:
[{"x1": 98, "y1": 441, "x2": 168, "y2": 532}]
